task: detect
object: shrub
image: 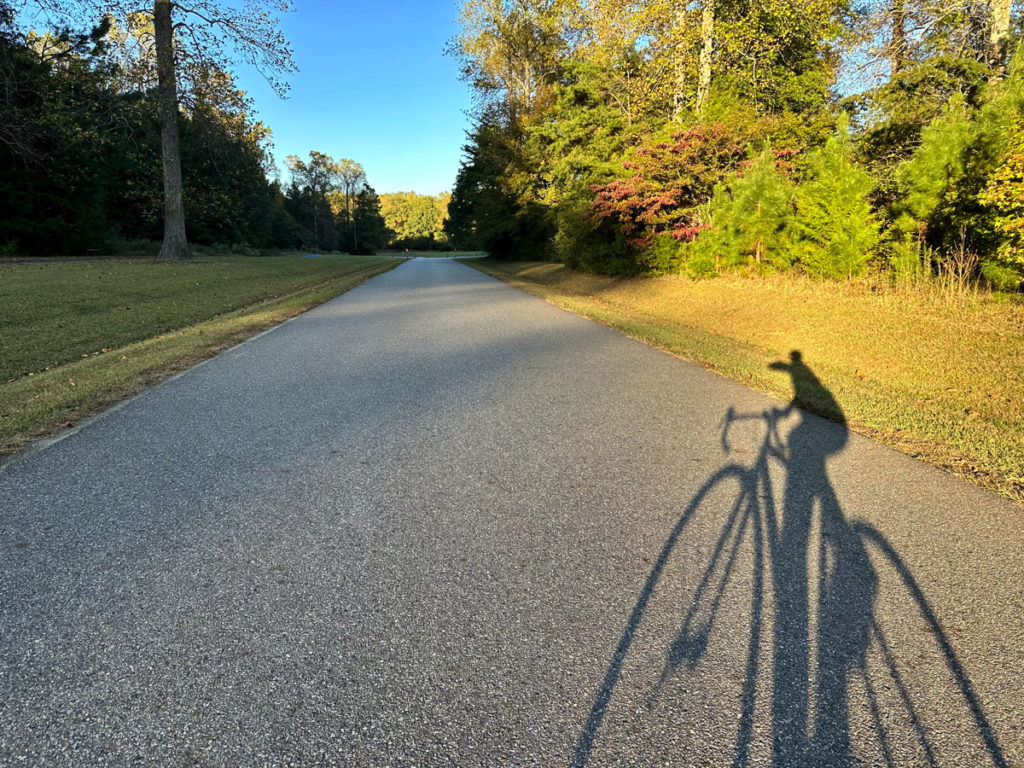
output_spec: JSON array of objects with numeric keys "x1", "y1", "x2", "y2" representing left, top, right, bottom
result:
[
  {"x1": 790, "y1": 118, "x2": 881, "y2": 278},
  {"x1": 556, "y1": 188, "x2": 640, "y2": 274},
  {"x1": 643, "y1": 233, "x2": 688, "y2": 273},
  {"x1": 692, "y1": 148, "x2": 796, "y2": 272},
  {"x1": 586, "y1": 124, "x2": 747, "y2": 273}
]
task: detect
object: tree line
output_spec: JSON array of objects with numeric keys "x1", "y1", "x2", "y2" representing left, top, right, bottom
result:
[
  {"x1": 445, "y1": 0, "x2": 1024, "y2": 289},
  {"x1": 0, "y1": 1, "x2": 392, "y2": 258},
  {"x1": 284, "y1": 152, "x2": 390, "y2": 253}
]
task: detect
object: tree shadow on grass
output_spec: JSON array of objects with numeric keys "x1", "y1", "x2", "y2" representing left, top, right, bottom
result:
[{"x1": 571, "y1": 351, "x2": 1007, "y2": 768}]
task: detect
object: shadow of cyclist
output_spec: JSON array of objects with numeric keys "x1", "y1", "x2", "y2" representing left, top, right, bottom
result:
[
  {"x1": 767, "y1": 350, "x2": 877, "y2": 767},
  {"x1": 572, "y1": 351, "x2": 1006, "y2": 768}
]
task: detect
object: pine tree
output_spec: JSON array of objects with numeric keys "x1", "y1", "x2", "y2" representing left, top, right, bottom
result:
[
  {"x1": 895, "y1": 93, "x2": 977, "y2": 236},
  {"x1": 791, "y1": 118, "x2": 881, "y2": 278},
  {"x1": 693, "y1": 148, "x2": 796, "y2": 271}
]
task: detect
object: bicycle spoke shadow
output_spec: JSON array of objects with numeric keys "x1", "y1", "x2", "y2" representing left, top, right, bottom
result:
[{"x1": 571, "y1": 351, "x2": 1007, "y2": 768}]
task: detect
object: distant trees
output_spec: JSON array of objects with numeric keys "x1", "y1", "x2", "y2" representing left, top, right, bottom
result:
[
  {"x1": 328, "y1": 159, "x2": 368, "y2": 252},
  {"x1": 352, "y1": 185, "x2": 390, "y2": 253},
  {"x1": 285, "y1": 151, "x2": 387, "y2": 253},
  {"x1": 287, "y1": 151, "x2": 342, "y2": 250},
  {"x1": 379, "y1": 192, "x2": 451, "y2": 249}
]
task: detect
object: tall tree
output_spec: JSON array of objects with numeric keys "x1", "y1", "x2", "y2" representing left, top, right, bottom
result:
[
  {"x1": 351, "y1": 184, "x2": 389, "y2": 253},
  {"x1": 695, "y1": 0, "x2": 714, "y2": 115},
  {"x1": 334, "y1": 158, "x2": 367, "y2": 251},
  {"x1": 987, "y1": 0, "x2": 1011, "y2": 78},
  {"x1": 891, "y1": 0, "x2": 907, "y2": 75},
  {"x1": 152, "y1": 0, "x2": 186, "y2": 261},
  {"x1": 452, "y1": 0, "x2": 582, "y2": 123},
  {"x1": 30, "y1": 0, "x2": 295, "y2": 261},
  {"x1": 288, "y1": 151, "x2": 340, "y2": 250}
]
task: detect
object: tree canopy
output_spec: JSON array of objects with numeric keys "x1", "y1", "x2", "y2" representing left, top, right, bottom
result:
[
  {"x1": 447, "y1": 0, "x2": 1024, "y2": 289},
  {"x1": 0, "y1": 4, "x2": 388, "y2": 257}
]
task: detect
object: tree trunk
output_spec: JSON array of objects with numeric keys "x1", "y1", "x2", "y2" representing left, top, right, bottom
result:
[
  {"x1": 351, "y1": 200, "x2": 358, "y2": 252},
  {"x1": 312, "y1": 195, "x2": 322, "y2": 248},
  {"x1": 153, "y1": 0, "x2": 190, "y2": 262},
  {"x1": 672, "y1": 1, "x2": 687, "y2": 119},
  {"x1": 696, "y1": 0, "x2": 715, "y2": 116},
  {"x1": 891, "y1": 0, "x2": 906, "y2": 77},
  {"x1": 988, "y1": 0, "x2": 1011, "y2": 80},
  {"x1": 344, "y1": 189, "x2": 352, "y2": 251},
  {"x1": 524, "y1": 59, "x2": 532, "y2": 114}
]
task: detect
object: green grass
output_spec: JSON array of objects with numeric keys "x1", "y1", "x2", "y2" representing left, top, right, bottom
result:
[
  {"x1": 0, "y1": 253, "x2": 394, "y2": 382},
  {"x1": 0, "y1": 253, "x2": 400, "y2": 456},
  {"x1": 464, "y1": 258, "x2": 1024, "y2": 504}
]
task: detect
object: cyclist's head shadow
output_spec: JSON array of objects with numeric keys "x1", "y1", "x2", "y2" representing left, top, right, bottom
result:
[{"x1": 571, "y1": 351, "x2": 1006, "y2": 768}]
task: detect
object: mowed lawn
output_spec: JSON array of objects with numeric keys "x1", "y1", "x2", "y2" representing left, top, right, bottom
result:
[
  {"x1": 466, "y1": 259, "x2": 1024, "y2": 503},
  {"x1": 0, "y1": 254, "x2": 390, "y2": 381},
  {"x1": 0, "y1": 253, "x2": 399, "y2": 455}
]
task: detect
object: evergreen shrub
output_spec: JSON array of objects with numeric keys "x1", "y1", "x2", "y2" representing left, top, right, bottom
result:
[{"x1": 790, "y1": 118, "x2": 881, "y2": 278}]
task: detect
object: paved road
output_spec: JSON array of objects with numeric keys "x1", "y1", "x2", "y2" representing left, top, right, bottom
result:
[{"x1": 1, "y1": 258, "x2": 1021, "y2": 767}]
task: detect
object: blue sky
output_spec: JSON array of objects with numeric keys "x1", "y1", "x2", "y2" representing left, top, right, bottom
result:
[{"x1": 235, "y1": 0, "x2": 474, "y2": 195}]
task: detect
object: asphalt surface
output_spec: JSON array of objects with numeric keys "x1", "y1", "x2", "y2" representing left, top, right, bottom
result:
[{"x1": 1, "y1": 257, "x2": 1021, "y2": 767}]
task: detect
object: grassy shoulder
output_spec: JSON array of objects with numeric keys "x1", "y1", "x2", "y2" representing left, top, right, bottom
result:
[
  {"x1": 463, "y1": 258, "x2": 1024, "y2": 504},
  {"x1": 0, "y1": 253, "x2": 401, "y2": 459}
]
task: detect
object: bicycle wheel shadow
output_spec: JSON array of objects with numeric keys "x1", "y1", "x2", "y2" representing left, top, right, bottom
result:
[{"x1": 570, "y1": 351, "x2": 1007, "y2": 768}]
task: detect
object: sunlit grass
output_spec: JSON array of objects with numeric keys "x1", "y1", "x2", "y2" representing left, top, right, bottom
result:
[
  {"x1": 0, "y1": 254, "x2": 400, "y2": 457},
  {"x1": 465, "y1": 258, "x2": 1024, "y2": 503}
]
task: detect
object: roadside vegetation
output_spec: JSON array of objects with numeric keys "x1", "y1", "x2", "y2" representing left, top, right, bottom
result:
[
  {"x1": 445, "y1": 2, "x2": 1024, "y2": 291},
  {"x1": 383, "y1": 250, "x2": 485, "y2": 258},
  {"x1": 446, "y1": 1, "x2": 1024, "y2": 502},
  {"x1": 0, "y1": 254, "x2": 400, "y2": 458},
  {"x1": 466, "y1": 258, "x2": 1024, "y2": 503}
]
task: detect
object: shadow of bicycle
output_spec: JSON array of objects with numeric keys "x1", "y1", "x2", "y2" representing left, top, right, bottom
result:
[{"x1": 571, "y1": 351, "x2": 1007, "y2": 768}]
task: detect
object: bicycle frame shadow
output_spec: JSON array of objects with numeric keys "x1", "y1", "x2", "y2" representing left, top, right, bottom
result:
[{"x1": 570, "y1": 351, "x2": 1007, "y2": 768}]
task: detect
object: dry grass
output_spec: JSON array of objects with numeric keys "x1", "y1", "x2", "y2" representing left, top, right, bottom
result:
[{"x1": 465, "y1": 259, "x2": 1024, "y2": 503}]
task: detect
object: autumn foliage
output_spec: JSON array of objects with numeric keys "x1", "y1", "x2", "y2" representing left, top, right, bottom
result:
[{"x1": 589, "y1": 125, "x2": 747, "y2": 250}]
